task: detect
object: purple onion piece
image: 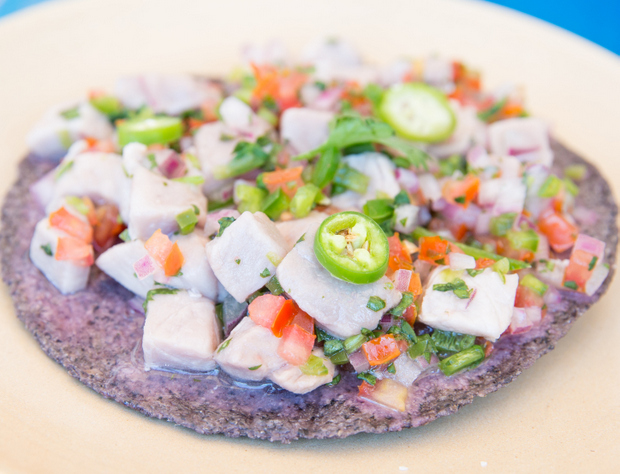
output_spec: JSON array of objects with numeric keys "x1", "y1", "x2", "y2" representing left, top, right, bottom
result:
[
  {"x1": 348, "y1": 349, "x2": 370, "y2": 373},
  {"x1": 379, "y1": 314, "x2": 394, "y2": 331},
  {"x1": 127, "y1": 296, "x2": 146, "y2": 315},
  {"x1": 158, "y1": 151, "x2": 186, "y2": 179},
  {"x1": 222, "y1": 294, "x2": 248, "y2": 337}
]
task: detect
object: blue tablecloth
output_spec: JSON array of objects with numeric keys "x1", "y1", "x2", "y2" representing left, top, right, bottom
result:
[{"x1": 0, "y1": 0, "x2": 618, "y2": 56}]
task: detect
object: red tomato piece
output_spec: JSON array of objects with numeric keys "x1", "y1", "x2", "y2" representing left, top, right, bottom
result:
[
  {"x1": 563, "y1": 249, "x2": 595, "y2": 291},
  {"x1": 277, "y1": 324, "x2": 316, "y2": 366},
  {"x1": 362, "y1": 334, "x2": 401, "y2": 366},
  {"x1": 387, "y1": 233, "x2": 413, "y2": 272},
  {"x1": 271, "y1": 299, "x2": 298, "y2": 337},
  {"x1": 248, "y1": 294, "x2": 286, "y2": 329},
  {"x1": 403, "y1": 305, "x2": 417, "y2": 326},
  {"x1": 475, "y1": 258, "x2": 496, "y2": 269},
  {"x1": 418, "y1": 236, "x2": 450, "y2": 264},
  {"x1": 408, "y1": 272, "x2": 423, "y2": 299},
  {"x1": 93, "y1": 204, "x2": 124, "y2": 252},
  {"x1": 537, "y1": 210, "x2": 578, "y2": 253},
  {"x1": 358, "y1": 381, "x2": 375, "y2": 398},
  {"x1": 514, "y1": 285, "x2": 544, "y2": 309},
  {"x1": 49, "y1": 207, "x2": 93, "y2": 244},
  {"x1": 290, "y1": 309, "x2": 314, "y2": 335},
  {"x1": 55, "y1": 237, "x2": 94, "y2": 267},
  {"x1": 163, "y1": 242, "x2": 184, "y2": 277},
  {"x1": 442, "y1": 174, "x2": 480, "y2": 208}
]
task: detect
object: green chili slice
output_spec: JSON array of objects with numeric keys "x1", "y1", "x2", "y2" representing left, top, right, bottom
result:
[
  {"x1": 117, "y1": 116, "x2": 183, "y2": 147},
  {"x1": 314, "y1": 211, "x2": 389, "y2": 284}
]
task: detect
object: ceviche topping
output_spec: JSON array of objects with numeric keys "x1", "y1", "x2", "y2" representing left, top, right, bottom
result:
[{"x1": 26, "y1": 37, "x2": 610, "y2": 409}]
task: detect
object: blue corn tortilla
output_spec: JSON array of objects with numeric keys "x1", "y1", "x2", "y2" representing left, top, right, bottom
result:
[{"x1": 0, "y1": 140, "x2": 616, "y2": 442}]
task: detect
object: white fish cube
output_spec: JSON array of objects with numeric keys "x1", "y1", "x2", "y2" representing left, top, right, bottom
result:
[
  {"x1": 214, "y1": 317, "x2": 286, "y2": 381},
  {"x1": 205, "y1": 211, "x2": 288, "y2": 303},
  {"x1": 143, "y1": 291, "x2": 221, "y2": 372},
  {"x1": 280, "y1": 108, "x2": 333, "y2": 155},
  {"x1": 420, "y1": 266, "x2": 518, "y2": 341},
  {"x1": 96, "y1": 240, "x2": 158, "y2": 299},
  {"x1": 275, "y1": 211, "x2": 328, "y2": 251},
  {"x1": 276, "y1": 226, "x2": 401, "y2": 338},
  {"x1": 167, "y1": 233, "x2": 218, "y2": 301},
  {"x1": 127, "y1": 167, "x2": 207, "y2": 240},
  {"x1": 269, "y1": 348, "x2": 336, "y2": 394},
  {"x1": 30, "y1": 218, "x2": 90, "y2": 294}
]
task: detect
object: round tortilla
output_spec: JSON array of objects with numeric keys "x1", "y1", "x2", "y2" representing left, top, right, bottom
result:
[{"x1": 1, "y1": 141, "x2": 617, "y2": 442}]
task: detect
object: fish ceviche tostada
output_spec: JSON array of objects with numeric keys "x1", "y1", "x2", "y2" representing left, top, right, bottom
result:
[{"x1": 1, "y1": 38, "x2": 616, "y2": 442}]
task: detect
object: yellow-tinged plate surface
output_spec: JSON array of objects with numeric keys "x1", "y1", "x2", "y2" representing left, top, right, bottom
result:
[{"x1": 1, "y1": 0, "x2": 619, "y2": 472}]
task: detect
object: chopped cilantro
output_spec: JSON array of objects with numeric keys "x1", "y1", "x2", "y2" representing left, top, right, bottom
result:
[
  {"x1": 217, "y1": 339, "x2": 231, "y2": 353},
  {"x1": 143, "y1": 288, "x2": 179, "y2": 312},
  {"x1": 366, "y1": 296, "x2": 386, "y2": 312},
  {"x1": 40, "y1": 244, "x2": 53, "y2": 256},
  {"x1": 216, "y1": 217, "x2": 235, "y2": 237},
  {"x1": 249, "y1": 365, "x2": 262, "y2": 371},
  {"x1": 260, "y1": 268, "x2": 271, "y2": 278},
  {"x1": 357, "y1": 371, "x2": 377, "y2": 385},
  {"x1": 433, "y1": 278, "x2": 473, "y2": 299},
  {"x1": 563, "y1": 280, "x2": 578, "y2": 290},
  {"x1": 588, "y1": 256, "x2": 598, "y2": 271}
]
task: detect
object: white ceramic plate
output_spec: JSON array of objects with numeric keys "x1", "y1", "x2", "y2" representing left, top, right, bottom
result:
[{"x1": 1, "y1": 0, "x2": 619, "y2": 472}]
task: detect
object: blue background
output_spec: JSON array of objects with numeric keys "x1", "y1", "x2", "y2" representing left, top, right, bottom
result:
[{"x1": 0, "y1": 0, "x2": 618, "y2": 56}]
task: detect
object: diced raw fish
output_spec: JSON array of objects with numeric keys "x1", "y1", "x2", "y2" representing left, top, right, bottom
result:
[
  {"x1": 205, "y1": 212, "x2": 289, "y2": 302},
  {"x1": 420, "y1": 266, "x2": 518, "y2": 341},
  {"x1": 214, "y1": 317, "x2": 286, "y2": 381},
  {"x1": 279, "y1": 108, "x2": 333, "y2": 155},
  {"x1": 96, "y1": 240, "x2": 159, "y2": 299},
  {"x1": 167, "y1": 233, "x2": 218, "y2": 301},
  {"x1": 127, "y1": 167, "x2": 207, "y2": 240},
  {"x1": 30, "y1": 218, "x2": 90, "y2": 294},
  {"x1": 27, "y1": 102, "x2": 113, "y2": 159},
  {"x1": 143, "y1": 291, "x2": 221, "y2": 372},
  {"x1": 276, "y1": 225, "x2": 401, "y2": 338},
  {"x1": 488, "y1": 117, "x2": 553, "y2": 167},
  {"x1": 377, "y1": 353, "x2": 423, "y2": 387},
  {"x1": 275, "y1": 211, "x2": 328, "y2": 250},
  {"x1": 269, "y1": 348, "x2": 336, "y2": 394}
]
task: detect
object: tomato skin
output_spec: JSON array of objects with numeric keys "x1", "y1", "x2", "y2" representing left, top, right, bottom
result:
[
  {"x1": 290, "y1": 309, "x2": 314, "y2": 335},
  {"x1": 537, "y1": 210, "x2": 578, "y2": 253},
  {"x1": 55, "y1": 237, "x2": 94, "y2": 267},
  {"x1": 362, "y1": 334, "x2": 401, "y2": 366},
  {"x1": 271, "y1": 299, "x2": 298, "y2": 337},
  {"x1": 248, "y1": 294, "x2": 286, "y2": 329},
  {"x1": 93, "y1": 204, "x2": 124, "y2": 252},
  {"x1": 418, "y1": 236, "x2": 463, "y2": 265},
  {"x1": 277, "y1": 324, "x2": 316, "y2": 366},
  {"x1": 49, "y1": 207, "x2": 93, "y2": 244},
  {"x1": 403, "y1": 305, "x2": 417, "y2": 325},
  {"x1": 408, "y1": 272, "x2": 422, "y2": 298}
]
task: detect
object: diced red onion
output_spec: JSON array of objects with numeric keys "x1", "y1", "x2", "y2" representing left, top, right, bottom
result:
[
  {"x1": 392, "y1": 269, "x2": 412, "y2": 292},
  {"x1": 441, "y1": 201, "x2": 481, "y2": 229},
  {"x1": 348, "y1": 349, "x2": 370, "y2": 373},
  {"x1": 477, "y1": 179, "x2": 501, "y2": 207},
  {"x1": 543, "y1": 286, "x2": 569, "y2": 312},
  {"x1": 508, "y1": 146, "x2": 539, "y2": 156},
  {"x1": 492, "y1": 178, "x2": 526, "y2": 216},
  {"x1": 432, "y1": 197, "x2": 447, "y2": 212},
  {"x1": 414, "y1": 259, "x2": 432, "y2": 281},
  {"x1": 417, "y1": 206, "x2": 432, "y2": 226},
  {"x1": 464, "y1": 288, "x2": 477, "y2": 309},
  {"x1": 585, "y1": 263, "x2": 610, "y2": 296},
  {"x1": 574, "y1": 234, "x2": 605, "y2": 258},
  {"x1": 158, "y1": 150, "x2": 186, "y2": 179},
  {"x1": 127, "y1": 296, "x2": 146, "y2": 315},
  {"x1": 509, "y1": 306, "x2": 543, "y2": 335},
  {"x1": 380, "y1": 314, "x2": 394, "y2": 331},
  {"x1": 475, "y1": 211, "x2": 492, "y2": 235},
  {"x1": 312, "y1": 87, "x2": 343, "y2": 111},
  {"x1": 395, "y1": 168, "x2": 419, "y2": 193},
  {"x1": 449, "y1": 253, "x2": 476, "y2": 270},
  {"x1": 466, "y1": 145, "x2": 492, "y2": 169},
  {"x1": 222, "y1": 295, "x2": 248, "y2": 337},
  {"x1": 498, "y1": 156, "x2": 522, "y2": 179},
  {"x1": 133, "y1": 255, "x2": 157, "y2": 280}
]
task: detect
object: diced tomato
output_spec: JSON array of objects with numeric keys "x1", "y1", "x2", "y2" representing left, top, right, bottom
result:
[
  {"x1": 449, "y1": 222, "x2": 468, "y2": 241},
  {"x1": 271, "y1": 299, "x2": 298, "y2": 337},
  {"x1": 358, "y1": 379, "x2": 407, "y2": 412},
  {"x1": 82, "y1": 197, "x2": 98, "y2": 226},
  {"x1": 164, "y1": 242, "x2": 184, "y2": 277},
  {"x1": 563, "y1": 249, "x2": 595, "y2": 291},
  {"x1": 144, "y1": 229, "x2": 173, "y2": 267},
  {"x1": 262, "y1": 166, "x2": 304, "y2": 198},
  {"x1": 55, "y1": 237, "x2": 94, "y2": 267},
  {"x1": 514, "y1": 285, "x2": 544, "y2": 309},
  {"x1": 537, "y1": 210, "x2": 578, "y2": 253},
  {"x1": 475, "y1": 258, "x2": 496, "y2": 269},
  {"x1": 418, "y1": 236, "x2": 462, "y2": 265},
  {"x1": 277, "y1": 324, "x2": 316, "y2": 366},
  {"x1": 251, "y1": 63, "x2": 307, "y2": 112},
  {"x1": 408, "y1": 273, "x2": 422, "y2": 298},
  {"x1": 388, "y1": 233, "x2": 413, "y2": 271},
  {"x1": 248, "y1": 294, "x2": 287, "y2": 328},
  {"x1": 49, "y1": 207, "x2": 93, "y2": 243},
  {"x1": 93, "y1": 204, "x2": 124, "y2": 252},
  {"x1": 362, "y1": 334, "x2": 401, "y2": 366},
  {"x1": 403, "y1": 305, "x2": 417, "y2": 326},
  {"x1": 290, "y1": 309, "x2": 314, "y2": 335},
  {"x1": 442, "y1": 174, "x2": 479, "y2": 208}
]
